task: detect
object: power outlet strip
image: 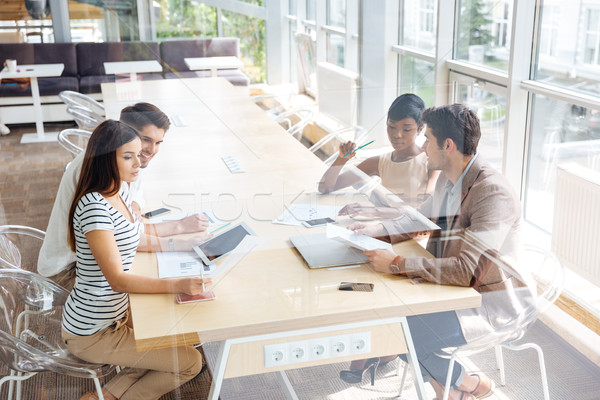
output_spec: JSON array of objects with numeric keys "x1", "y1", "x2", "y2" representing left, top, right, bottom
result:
[{"x1": 264, "y1": 331, "x2": 371, "y2": 368}]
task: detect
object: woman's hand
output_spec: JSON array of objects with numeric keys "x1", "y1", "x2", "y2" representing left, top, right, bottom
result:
[
  {"x1": 363, "y1": 249, "x2": 404, "y2": 274},
  {"x1": 178, "y1": 213, "x2": 210, "y2": 233},
  {"x1": 338, "y1": 203, "x2": 378, "y2": 218},
  {"x1": 177, "y1": 277, "x2": 213, "y2": 296},
  {"x1": 175, "y1": 233, "x2": 212, "y2": 252},
  {"x1": 337, "y1": 141, "x2": 356, "y2": 161}
]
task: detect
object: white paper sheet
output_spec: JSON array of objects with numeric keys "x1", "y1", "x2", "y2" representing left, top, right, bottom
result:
[
  {"x1": 326, "y1": 223, "x2": 393, "y2": 251},
  {"x1": 273, "y1": 204, "x2": 340, "y2": 226},
  {"x1": 156, "y1": 251, "x2": 215, "y2": 279}
]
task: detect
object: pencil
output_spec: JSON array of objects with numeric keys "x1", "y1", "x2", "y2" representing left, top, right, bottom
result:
[
  {"x1": 209, "y1": 222, "x2": 231, "y2": 234},
  {"x1": 343, "y1": 140, "x2": 375, "y2": 157}
]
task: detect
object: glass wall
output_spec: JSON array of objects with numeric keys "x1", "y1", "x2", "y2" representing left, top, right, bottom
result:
[
  {"x1": 455, "y1": 0, "x2": 513, "y2": 71},
  {"x1": 155, "y1": 1, "x2": 217, "y2": 39},
  {"x1": 325, "y1": 0, "x2": 346, "y2": 66}
]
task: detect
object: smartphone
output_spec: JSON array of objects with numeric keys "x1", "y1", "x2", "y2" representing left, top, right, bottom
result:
[
  {"x1": 302, "y1": 217, "x2": 335, "y2": 228},
  {"x1": 176, "y1": 290, "x2": 216, "y2": 304},
  {"x1": 338, "y1": 282, "x2": 374, "y2": 292},
  {"x1": 142, "y1": 207, "x2": 171, "y2": 218}
]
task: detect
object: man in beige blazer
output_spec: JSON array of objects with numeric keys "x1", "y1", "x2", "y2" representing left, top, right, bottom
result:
[{"x1": 346, "y1": 104, "x2": 533, "y2": 400}]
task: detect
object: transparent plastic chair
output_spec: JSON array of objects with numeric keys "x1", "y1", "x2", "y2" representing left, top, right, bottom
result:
[
  {"x1": 397, "y1": 245, "x2": 564, "y2": 400},
  {"x1": 0, "y1": 225, "x2": 45, "y2": 274},
  {"x1": 58, "y1": 90, "x2": 105, "y2": 118},
  {"x1": 58, "y1": 128, "x2": 92, "y2": 157},
  {"x1": 0, "y1": 269, "x2": 115, "y2": 400},
  {"x1": 66, "y1": 106, "x2": 104, "y2": 132},
  {"x1": 275, "y1": 108, "x2": 314, "y2": 140}
]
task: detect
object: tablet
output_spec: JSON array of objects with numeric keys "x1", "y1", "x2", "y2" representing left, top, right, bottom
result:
[{"x1": 193, "y1": 222, "x2": 256, "y2": 265}]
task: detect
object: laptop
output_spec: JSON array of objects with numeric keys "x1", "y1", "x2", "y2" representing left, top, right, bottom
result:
[{"x1": 290, "y1": 233, "x2": 368, "y2": 269}]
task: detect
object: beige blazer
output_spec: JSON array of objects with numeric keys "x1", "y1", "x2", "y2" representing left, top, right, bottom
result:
[{"x1": 382, "y1": 156, "x2": 535, "y2": 341}]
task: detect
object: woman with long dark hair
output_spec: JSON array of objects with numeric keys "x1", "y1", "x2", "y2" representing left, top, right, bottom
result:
[{"x1": 61, "y1": 120, "x2": 209, "y2": 400}]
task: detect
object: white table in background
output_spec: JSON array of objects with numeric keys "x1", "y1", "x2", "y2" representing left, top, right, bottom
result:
[
  {"x1": 0, "y1": 63, "x2": 64, "y2": 143},
  {"x1": 103, "y1": 60, "x2": 163, "y2": 82},
  {"x1": 184, "y1": 56, "x2": 244, "y2": 77}
]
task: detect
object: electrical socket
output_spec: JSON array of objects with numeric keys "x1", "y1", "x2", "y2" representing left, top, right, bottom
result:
[
  {"x1": 330, "y1": 334, "x2": 351, "y2": 357},
  {"x1": 264, "y1": 343, "x2": 288, "y2": 368},
  {"x1": 288, "y1": 340, "x2": 309, "y2": 363},
  {"x1": 350, "y1": 331, "x2": 371, "y2": 354},
  {"x1": 308, "y1": 338, "x2": 330, "y2": 361}
]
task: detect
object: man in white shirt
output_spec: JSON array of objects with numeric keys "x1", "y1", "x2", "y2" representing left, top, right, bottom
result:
[{"x1": 39, "y1": 102, "x2": 210, "y2": 290}]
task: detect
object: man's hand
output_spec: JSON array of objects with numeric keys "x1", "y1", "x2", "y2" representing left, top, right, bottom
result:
[
  {"x1": 338, "y1": 203, "x2": 378, "y2": 218},
  {"x1": 178, "y1": 213, "x2": 210, "y2": 234},
  {"x1": 364, "y1": 249, "x2": 404, "y2": 274},
  {"x1": 347, "y1": 222, "x2": 386, "y2": 237},
  {"x1": 131, "y1": 202, "x2": 142, "y2": 221}
]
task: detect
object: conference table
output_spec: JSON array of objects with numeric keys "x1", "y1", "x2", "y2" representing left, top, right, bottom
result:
[{"x1": 101, "y1": 78, "x2": 481, "y2": 399}]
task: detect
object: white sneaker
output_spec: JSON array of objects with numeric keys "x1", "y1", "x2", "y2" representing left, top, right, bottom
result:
[{"x1": 0, "y1": 123, "x2": 10, "y2": 136}]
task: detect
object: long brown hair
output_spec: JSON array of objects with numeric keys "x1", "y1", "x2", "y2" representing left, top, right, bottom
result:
[{"x1": 68, "y1": 120, "x2": 140, "y2": 251}]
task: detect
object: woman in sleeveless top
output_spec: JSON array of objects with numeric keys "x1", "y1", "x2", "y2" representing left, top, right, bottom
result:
[
  {"x1": 61, "y1": 120, "x2": 211, "y2": 400},
  {"x1": 318, "y1": 94, "x2": 439, "y2": 214}
]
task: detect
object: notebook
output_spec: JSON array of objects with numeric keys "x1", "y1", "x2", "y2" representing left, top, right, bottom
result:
[{"x1": 289, "y1": 233, "x2": 368, "y2": 269}]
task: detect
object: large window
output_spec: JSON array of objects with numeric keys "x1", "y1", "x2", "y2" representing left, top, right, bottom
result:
[
  {"x1": 455, "y1": 0, "x2": 513, "y2": 71},
  {"x1": 325, "y1": 0, "x2": 346, "y2": 66},
  {"x1": 583, "y1": 8, "x2": 600, "y2": 65},
  {"x1": 155, "y1": 1, "x2": 217, "y2": 39}
]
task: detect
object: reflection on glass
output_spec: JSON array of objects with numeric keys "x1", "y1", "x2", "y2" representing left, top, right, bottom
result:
[
  {"x1": 0, "y1": 19, "x2": 55, "y2": 43},
  {"x1": 155, "y1": 1, "x2": 217, "y2": 39},
  {"x1": 398, "y1": 56, "x2": 435, "y2": 107},
  {"x1": 327, "y1": 0, "x2": 346, "y2": 28},
  {"x1": 326, "y1": 33, "x2": 345, "y2": 67},
  {"x1": 68, "y1": 1, "x2": 106, "y2": 42},
  {"x1": 455, "y1": 84, "x2": 505, "y2": 171},
  {"x1": 456, "y1": 0, "x2": 513, "y2": 71},
  {"x1": 525, "y1": 95, "x2": 600, "y2": 232},
  {"x1": 401, "y1": 0, "x2": 437, "y2": 53},
  {"x1": 535, "y1": 2, "x2": 600, "y2": 97},
  {"x1": 222, "y1": 10, "x2": 266, "y2": 83}
]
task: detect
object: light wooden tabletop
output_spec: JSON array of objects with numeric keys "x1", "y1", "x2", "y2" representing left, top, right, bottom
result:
[{"x1": 101, "y1": 78, "x2": 481, "y2": 352}]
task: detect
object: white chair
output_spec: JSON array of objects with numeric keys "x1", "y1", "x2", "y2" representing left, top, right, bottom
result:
[
  {"x1": 0, "y1": 225, "x2": 45, "y2": 273},
  {"x1": 396, "y1": 245, "x2": 564, "y2": 400},
  {"x1": 0, "y1": 268, "x2": 115, "y2": 400},
  {"x1": 274, "y1": 108, "x2": 314, "y2": 139},
  {"x1": 58, "y1": 90, "x2": 105, "y2": 118},
  {"x1": 66, "y1": 106, "x2": 104, "y2": 132},
  {"x1": 57, "y1": 128, "x2": 92, "y2": 157}
]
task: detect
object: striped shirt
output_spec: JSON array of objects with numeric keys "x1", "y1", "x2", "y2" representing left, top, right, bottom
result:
[{"x1": 62, "y1": 186, "x2": 142, "y2": 336}]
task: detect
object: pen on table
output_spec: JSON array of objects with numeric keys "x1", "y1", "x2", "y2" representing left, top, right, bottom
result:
[
  {"x1": 343, "y1": 140, "x2": 375, "y2": 157},
  {"x1": 209, "y1": 222, "x2": 231, "y2": 234}
]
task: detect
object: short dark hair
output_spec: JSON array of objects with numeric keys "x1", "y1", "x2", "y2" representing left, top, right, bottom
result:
[
  {"x1": 387, "y1": 93, "x2": 426, "y2": 128},
  {"x1": 68, "y1": 120, "x2": 140, "y2": 251},
  {"x1": 422, "y1": 104, "x2": 480, "y2": 155},
  {"x1": 119, "y1": 102, "x2": 170, "y2": 133}
]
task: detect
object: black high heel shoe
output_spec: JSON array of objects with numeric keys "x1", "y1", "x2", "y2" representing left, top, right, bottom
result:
[{"x1": 339, "y1": 357, "x2": 380, "y2": 385}]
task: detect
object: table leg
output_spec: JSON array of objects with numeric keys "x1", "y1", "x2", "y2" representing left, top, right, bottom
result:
[
  {"x1": 211, "y1": 68, "x2": 218, "y2": 77},
  {"x1": 207, "y1": 340, "x2": 233, "y2": 400},
  {"x1": 276, "y1": 371, "x2": 299, "y2": 400},
  {"x1": 400, "y1": 317, "x2": 428, "y2": 399},
  {"x1": 20, "y1": 77, "x2": 59, "y2": 143},
  {"x1": 130, "y1": 72, "x2": 138, "y2": 82}
]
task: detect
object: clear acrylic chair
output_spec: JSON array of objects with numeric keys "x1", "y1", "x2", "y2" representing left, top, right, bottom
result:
[
  {"x1": 66, "y1": 105, "x2": 104, "y2": 132},
  {"x1": 0, "y1": 268, "x2": 115, "y2": 400},
  {"x1": 397, "y1": 245, "x2": 564, "y2": 400},
  {"x1": 58, "y1": 128, "x2": 92, "y2": 157},
  {"x1": 0, "y1": 225, "x2": 45, "y2": 274},
  {"x1": 275, "y1": 108, "x2": 314, "y2": 140},
  {"x1": 58, "y1": 90, "x2": 105, "y2": 118}
]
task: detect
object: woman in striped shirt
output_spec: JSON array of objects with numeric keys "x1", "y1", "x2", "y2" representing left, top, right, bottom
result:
[{"x1": 61, "y1": 120, "x2": 210, "y2": 400}]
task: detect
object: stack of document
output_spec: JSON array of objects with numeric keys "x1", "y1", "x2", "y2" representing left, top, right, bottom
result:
[{"x1": 326, "y1": 223, "x2": 393, "y2": 251}]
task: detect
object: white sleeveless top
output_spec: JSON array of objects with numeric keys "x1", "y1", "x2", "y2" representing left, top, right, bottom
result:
[{"x1": 377, "y1": 151, "x2": 429, "y2": 207}]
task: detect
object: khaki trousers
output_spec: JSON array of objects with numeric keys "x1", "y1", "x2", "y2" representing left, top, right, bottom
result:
[{"x1": 62, "y1": 312, "x2": 203, "y2": 400}]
